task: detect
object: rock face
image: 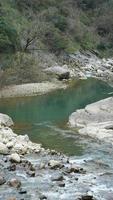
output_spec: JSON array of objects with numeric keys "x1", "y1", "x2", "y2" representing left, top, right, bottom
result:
[{"x1": 69, "y1": 97, "x2": 113, "y2": 144}]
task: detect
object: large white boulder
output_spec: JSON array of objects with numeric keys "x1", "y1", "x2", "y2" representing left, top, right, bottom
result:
[
  {"x1": 69, "y1": 97, "x2": 113, "y2": 144},
  {"x1": 9, "y1": 153, "x2": 21, "y2": 163},
  {"x1": 69, "y1": 97, "x2": 113, "y2": 127}
]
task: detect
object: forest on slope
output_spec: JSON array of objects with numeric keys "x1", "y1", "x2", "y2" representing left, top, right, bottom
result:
[{"x1": 0, "y1": 0, "x2": 113, "y2": 86}]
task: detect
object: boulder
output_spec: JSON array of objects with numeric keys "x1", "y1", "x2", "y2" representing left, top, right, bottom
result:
[
  {"x1": 48, "y1": 160, "x2": 63, "y2": 169},
  {"x1": 69, "y1": 97, "x2": 113, "y2": 127},
  {"x1": 8, "y1": 178, "x2": 21, "y2": 188},
  {"x1": 66, "y1": 165, "x2": 85, "y2": 174},
  {"x1": 9, "y1": 153, "x2": 21, "y2": 163},
  {"x1": 44, "y1": 65, "x2": 70, "y2": 80},
  {"x1": 0, "y1": 176, "x2": 6, "y2": 185},
  {"x1": 7, "y1": 141, "x2": 15, "y2": 149},
  {"x1": 51, "y1": 174, "x2": 64, "y2": 181},
  {"x1": 0, "y1": 113, "x2": 13, "y2": 127},
  {"x1": 80, "y1": 195, "x2": 94, "y2": 200},
  {"x1": 13, "y1": 143, "x2": 27, "y2": 154},
  {"x1": 58, "y1": 182, "x2": 65, "y2": 187},
  {"x1": 0, "y1": 142, "x2": 8, "y2": 155},
  {"x1": 69, "y1": 97, "x2": 113, "y2": 144}
]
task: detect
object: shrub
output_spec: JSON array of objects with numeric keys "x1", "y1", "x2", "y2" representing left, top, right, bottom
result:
[{"x1": 0, "y1": 17, "x2": 19, "y2": 52}]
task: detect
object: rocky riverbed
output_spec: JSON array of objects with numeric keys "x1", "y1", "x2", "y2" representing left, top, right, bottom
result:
[{"x1": 0, "y1": 113, "x2": 113, "y2": 200}]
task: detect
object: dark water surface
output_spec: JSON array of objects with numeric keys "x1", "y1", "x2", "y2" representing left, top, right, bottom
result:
[{"x1": 0, "y1": 78, "x2": 113, "y2": 155}]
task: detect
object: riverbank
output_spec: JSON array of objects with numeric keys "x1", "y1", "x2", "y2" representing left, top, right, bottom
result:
[
  {"x1": 1, "y1": 51, "x2": 113, "y2": 99},
  {"x1": 0, "y1": 113, "x2": 113, "y2": 200},
  {"x1": 0, "y1": 81, "x2": 67, "y2": 99}
]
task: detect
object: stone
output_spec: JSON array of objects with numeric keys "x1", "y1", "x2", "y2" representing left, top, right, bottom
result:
[
  {"x1": 39, "y1": 194, "x2": 47, "y2": 200},
  {"x1": 48, "y1": 160, "x2": 63, "y2": 169},
  {"x1": 8, "y1": 178, "x2": 21, "y2": 188},
  {"x1": 7, "y1": 198, "x2": 16, "y2": 200},
  {"x1": 7, "y1": 164, "x2": 16, "y2": 171},
  {"x1": 58, "y1": 182, "x2": 65, "y2": 187},
  {"x1": 0, "y1": 176, "x2": 6, "y2": 185},
  {"x1": 0, "y1": 142, "x2": 8, "y2": 155},
  {"x1": 66, "y1": 165, "x2": 85, "y2": 174},
  {"x1": 7, "y1": 141, "x2": 14, "y2": 149},
  {"x1": 45, "y1": 65, "x2": 70, "y2": 76},
  {"x1": 52, "y1": 175, "x2": 64, "y2": 181},
  {"x1": 19, "y1": 188, "x2": 27, "y2": 194},
  {"x1": 0, "y1": 113, "x2": 14, "y2": 127},
  {"x1": 58, "y1": 71, "x2": 70, "y2": 80},
  {"x1": 39, "y1": 162, "x2": 46, "y2": 169},
  {"x1": 80, "y1": 195, "x2": 94, "y2": 200},
  {"x1": 13, "y1": 143, "x2": 27, "y2": 154},
  {"x1": 9, "y1": 153, "x2": 21, "y2": 163},
  {"x1": 26, "y1": 170, "x2": 35, "y2": 177}
]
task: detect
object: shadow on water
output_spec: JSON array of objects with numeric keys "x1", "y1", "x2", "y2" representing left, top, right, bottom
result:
[{"x1": 0, "y1": 78, "x2": 113, "y2": 155}]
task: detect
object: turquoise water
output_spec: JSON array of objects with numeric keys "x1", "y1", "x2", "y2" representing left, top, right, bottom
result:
[{"x1": 0, "y1": 78, "x2": 112, "y2": 155}]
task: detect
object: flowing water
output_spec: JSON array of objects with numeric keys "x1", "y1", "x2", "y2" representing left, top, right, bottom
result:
[
  {"x1": 1, "y1": 78, "x2": 113, "y2": 200},
  {"x1": 0, "y1": 78, "x2": 113, "y2": 156}
]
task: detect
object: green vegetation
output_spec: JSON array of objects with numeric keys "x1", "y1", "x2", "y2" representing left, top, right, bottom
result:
[
  {"x1": 0, "y1": 0, "x2": 113, "y2": 86},
  {"x1": 0, "y1": 17, "x2": 19, "y2": 52},
  {"x1": 1, "y1": 0, "x2": 113, "y2": 55}
]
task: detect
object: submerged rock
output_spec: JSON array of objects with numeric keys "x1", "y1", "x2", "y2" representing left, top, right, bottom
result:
[
  {"x1": 8, "y1": 178, "x2": 21, "y2": 188},
  {"x1": 66, "y1": 165, "x2": 85, "y2": 174},
  {"x1": 51, "y1": 174, "x2": 64, "y2": 181},
  {"x1": 39, "y1": 194, "x2": 47, "y2": 200},
  {"x1": 58, "y1": 182, "x2": 65, "y2": 187},
  {"x1": 80, "y1": 195, "x2": 94, "y2": 200},
  {"x1": 0, "y1": 176, "x2": 6, "y2": 185}
]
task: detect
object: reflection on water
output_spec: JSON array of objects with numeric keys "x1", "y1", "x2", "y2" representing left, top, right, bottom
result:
[{"x1": 0, "y1": 78, "x2": 113, "y2": 155}]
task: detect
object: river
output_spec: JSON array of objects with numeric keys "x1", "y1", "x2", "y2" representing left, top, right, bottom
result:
[{"x1": 0, "y1": 78, "x2": 112, "y2": 156}]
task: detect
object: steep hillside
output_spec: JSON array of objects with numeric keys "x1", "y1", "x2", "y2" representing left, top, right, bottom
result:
[{"x1": 0, "y1": 0, "x2": 113, "y2": 86}]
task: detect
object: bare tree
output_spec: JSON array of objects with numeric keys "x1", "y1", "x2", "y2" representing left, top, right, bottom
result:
[{"x1": 20, "y1": 14, "x2": 50, "y2": 51}]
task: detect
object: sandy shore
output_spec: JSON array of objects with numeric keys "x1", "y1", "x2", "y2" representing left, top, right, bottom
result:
[{"x1": 0, "y1": 81, "x2": 67, "y2": 98}]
